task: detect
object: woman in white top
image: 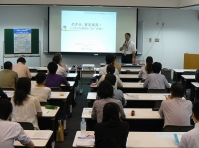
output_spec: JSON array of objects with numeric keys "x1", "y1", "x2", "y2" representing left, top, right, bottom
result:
[
  {"x1": 97, "y1": 65, "x2": 123, "y2": 88},
  {"x1": 31, "y1": 72, "x2": 51, "y2": 102},
  {"x1": 53, "y1": 55, "x2": 68, "y2": 77},
  {"x1": 138, "y1": 56, "x2": 153, "y2": 80},
  {"x1": 11, "y1": 78, "x2": 42, "y2": 130}
]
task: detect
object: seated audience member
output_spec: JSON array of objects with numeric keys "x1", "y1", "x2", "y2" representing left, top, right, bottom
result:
[
  {"x1": 0, "y1": 99, "x2": 34, "y2": 148},
  {"x1": 92, "y1": 80, "x2": 125, "y2": 123},
  {"x1": 11, "y1": 78, "x2": 42, "y2": 130},
  {"x1": 97, "y1": 65, "x2": 123, "y2": 88},
  {"x1": 0, "y1": 88, "x2": 8, "y2": 99},
  {"x1": 54, "y1": 53, "x2": 69, "y2": 72},
  {"x1": 105, "y1": 74, "x2": 126, "y2": 107},
  {"x1": 138, "y1": 56, "x2": 153, "y2": 80},
  {"x1": 45, "y1": 62, "x2": 70, "y2": 87},
  {"x1": 112, "y1": 54, "x2": 121, "y2": 73},
  {"x1": 12, "y1": 57, "x2": 32, "y2": 79},
  {"x1": 179, "y1": 100, "x2": 199, "y2": 148},
  {"x1": 94, "y1": 102, "x2": 129, "y2": 148},
  {"x1": 99, "y1": 54, "x2": 119, "y2": 76},
  {"x1": 52, "y1": 55, "x2": 67, "y2": 77},
  {"x1": 143, "y1": 62, "x2": 170, "y2": 89},
  {"x1": 0, "y1": 61, "x2": 18, "y2": 88},
  {"x1": 95, "y1": 139, "x2": 120, "y2": 148},
  {"x1": 159, "y1": 83, "x2": 192, "y2": 127},
  {"x1": 31, "y1": 72, "x2": 51, "y2": 102}
]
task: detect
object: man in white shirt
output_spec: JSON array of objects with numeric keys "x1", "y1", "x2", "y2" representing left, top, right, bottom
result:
[
  {"x1": 179, "y1": 100, "x2": 199, "y2": 148},
  {"x1": 52, "y1": 56, "x2": 67, "y2": 77},
  {"x1": 119, "y1": 33, "x2": 137, "y2": 63},
  {"x1": 159, "y1": 83, "x2": 192, "y2": 127},
  {"x1": 99, "y1": 54, "x2": 119, "y2": 76},
  {"x1": 12, "y1": 57, "x2": 32, "y2": 79}
]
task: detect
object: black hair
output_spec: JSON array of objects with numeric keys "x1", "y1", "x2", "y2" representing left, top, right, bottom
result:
[
  {"x1": 95, "y1": 139, "x2": 120, "y2": 148},
  {"x1": 54, "y1": 53, "x2": 62, "y2": 59},
  {"x1": 152, "y1": 62, "x2": 162, "y2": 73},
  {"x1": 171, "y1": 83, "x2": 185, "y2": 98},
  {"x1": 52, "y1": 56, "x2": 61, "y2": 64},
  {"x1": 4, "y1": 61, "x2": 12, "y2": 69},
  {"x1": 47, "y1": 62, "x2": 58, "y2": 74},
  {"x1": 105, "y1": 54, "x2": 114, "y2": 65},
  {"x1": 0, "y1": 99, "x2": 13, "y2": 120},
  {"x1": 145, "y1": 56, "x2": 153, "y2": 74},
  {"x1": 125, "y1": 33, "x2": 131, "y2": 37},
  {"x1": 14, "y1": 77, "x2": 31, "y2": 106},
  {"x1": 106, "y1": 65, "x2": 115, "y2": 74},
  {"x1": 102, "y1": 102, "x2": 120, "y2": 122},
  {"x1": 192, "y1": 100, "x2": 199, "y2": 121},
  {"x1": 17, "y1": 57, "x2": 26, "y2": 63},
  {"x1": 36, "y1": 72, "x2": 46, "y2": 84},
  {"x1": 105, "y1": 74, "x2": 116, "y2": 86},
  {"x1": 112, "y1": 54, "x2": 117, "y2": 60},
  {"x1": 97, "y1": 80, "x2": 113, "y2": 99}
]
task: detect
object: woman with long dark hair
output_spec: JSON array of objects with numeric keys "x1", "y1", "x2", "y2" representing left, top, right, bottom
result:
[
  {"x1": 138, "y1": 56, "x2": 153, "y2": 80},
  {"x1": 11, "y1": 77, "x2": 42, "y2": 129}
]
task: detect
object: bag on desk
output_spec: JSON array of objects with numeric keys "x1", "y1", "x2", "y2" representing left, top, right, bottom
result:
[{"x1": 56, "y1": 120, "x2": 64, "y2": 141}]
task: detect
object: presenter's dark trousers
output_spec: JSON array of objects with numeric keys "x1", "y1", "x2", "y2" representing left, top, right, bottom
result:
[{"x1": 121, "y1": 54, "x2": 132, "y2": 63}]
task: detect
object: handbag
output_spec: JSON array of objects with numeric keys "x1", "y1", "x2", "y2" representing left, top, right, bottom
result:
[{"x1": 56, "y1": 120, "x2": 64, "y2": 141}]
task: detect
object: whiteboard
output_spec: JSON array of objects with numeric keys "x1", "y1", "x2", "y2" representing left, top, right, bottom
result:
[{"x1": 4, "y1": 57, "x2": 40, "y2": 67}]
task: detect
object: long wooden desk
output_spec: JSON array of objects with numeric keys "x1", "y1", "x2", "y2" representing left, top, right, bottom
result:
[
  {"x1": 82, "y1": 108, "x2": 163, "y2": 131},
  {"x1": 14, "y1": 130, "x2": 53, "y2": 147},
  {"x1": 72, "y1": 131, "x2": 183, "y2": 148},
  {"x1": 181, "y1": 75, "x2": 195, "y2": 96},
  {"x1": 87, "y1": 92, "x2": 169, "y2": 108},
  {"x1": 121, "y1": 68, "x2": 140, "y2": 74},
  {"x1": 173, "y1": 69, "x2": 196, "y2": 82}
]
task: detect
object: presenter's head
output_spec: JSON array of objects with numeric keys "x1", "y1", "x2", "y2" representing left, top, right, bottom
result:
[
  {"x1": 105, "y1": 54, "x2": 114, "y2": 65},
  {"x1": 125, "y1": 33, "x2": 131, "y2": 41},
  {"x1": 17, "y1": 57, "x2": 26, "y2": 65},
  {"x1": 152, "y1": 62, "x2": 162, "y2": 74},
  {"x1": 4, "y1": 61, "x2": 12, "y2": 70},
  {"x1": 47, "y1": 62, "x2": 58, "y2": 74}
]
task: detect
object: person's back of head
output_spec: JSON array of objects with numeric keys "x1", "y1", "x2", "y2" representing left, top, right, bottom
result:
[
  {"x1": 54, "y1": 53, "x2": 62, "y2": 59},
  {"x1": 36, "y1": 72, "x2": 46, "y2": 84},
  {"x1": 106, "y1": 65, "x2": 115, "y2": 74},
  {"x1": 17, "y1": 57, "x2": 26, "y2": 64},
  {"x1": 97, "y1": 80, "x2": 113, "y2": 99},
  {"x1": 152, "y1": 62, "x2": 162, "y2": 73},
  {"x1": 0, "y1": 99, "x2": 13, "y2": 120},
  {"x1": 102, "y1": 102, "x2": 120, "y2": 122},
  {"x1": 52, "y1": 56, "x2": 61, "y2": 64},
  {"x1": 105, "y1": 74, "x2": 116, "y2": 86},
  {"x1": 192, "y1": 100, "x2": 199, "y2": 122},
  {"x1": 4, "y1": 61, "x2": 12, "y2": 70},
  {"x1": 47, "y1": 62, "x2": 58, "y2": 74},
  {"x1": 14, "y1": 77, "x2": 31, "y2": 106},
  {"x1": 112, "y1": 54, "x2": 117, "y2": 61},
  {"x1": 170, "y1": 83, "x2": 185, "y2": 98},
  {"x1": 105, "y1": 55, "x2": 114, "y2": 65},
  {"x1": 145, "y1": 56, "x2": 153, "y2": 74},
  {"x1": 95, "y1": 139, "x2": 120, "y2": 148}
]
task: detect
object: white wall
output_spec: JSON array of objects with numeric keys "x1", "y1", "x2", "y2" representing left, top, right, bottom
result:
[{"x1": 137, "y1": 8, "x2": 199, "y2": 69}]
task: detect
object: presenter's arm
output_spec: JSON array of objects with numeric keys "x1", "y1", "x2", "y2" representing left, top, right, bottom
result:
[
  {"x1": 119, "y1": 43, "x2": 126, "y2": 51},
  {"x1": 132, "y1": 52, "x2": 136, "y2": 63}
]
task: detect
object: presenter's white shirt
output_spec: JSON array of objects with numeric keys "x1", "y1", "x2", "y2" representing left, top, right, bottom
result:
[
  {"x1": 122, "y1": 40, "x2": 137, "y2": 55},
  {"x1": 56, "y1": 64, "x2": 67, "y2": 77}
]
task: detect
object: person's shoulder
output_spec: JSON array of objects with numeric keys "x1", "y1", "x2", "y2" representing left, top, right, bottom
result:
[{"x1": 43, "y1": 87, "x2": 51, "y2": 91}]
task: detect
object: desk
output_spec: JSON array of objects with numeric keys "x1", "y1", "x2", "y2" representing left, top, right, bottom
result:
[
  {"x1": 121, "y1": 68, "x2": 140, "y2": 74},
  {"x1": 191, "y1": 82, "x2": 199, "y2": 101},
  {"x1": 181, "y1": 75, "x2": 195, "y2": 95},
  {"x1": 14, "y1": 130, "x2": 53, "y2": 147},
  {"x1": 72, "y1": 131, "x2": 182, "y2": 148},
  {"x1": 82, "y1": 108, "x2": 163, "y2": 131},
  {"x1": 93, "y1": 74, "x2": 141, "y2": 82},
  {"x1": 87, "y1": 92, "x2": 170, "y2": 108},
  {"x1": 173, "y1": 69, "x2": 196, "y2": 82}
]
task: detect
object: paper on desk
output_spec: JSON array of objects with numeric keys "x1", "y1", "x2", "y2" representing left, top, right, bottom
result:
[
  {"x1": 150, "y1": 95, "x2": 162, "y2": 99},
  {"x1": 156, "y1": 133, "x2": 176, "y2": 139},
  {"x1": 83, "y1": 108, "x2": 92, "y2": 115},
  {"x1": 125, "y1": 94, "x2": 139, "y2": 99},
  {"x1": 43, "y1": 110, "x2": 52, "y2": 115},
  {"x1": 77, "y1": 137, "x2": 95, "y2": 147},
  {"x1": 29, "y1": 131, "x2": 52, "y2": 139},
  {"x1": 5, "y1": 92, "x2": 14, "y2": 96},
  {"x1": 50, "y1": 93, "x2": 59, "y2": 97}
]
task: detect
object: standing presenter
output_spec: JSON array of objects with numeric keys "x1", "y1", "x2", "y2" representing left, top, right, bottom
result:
[{"x1": 120, "y1": 33, "x2": 137, "y2": 63}]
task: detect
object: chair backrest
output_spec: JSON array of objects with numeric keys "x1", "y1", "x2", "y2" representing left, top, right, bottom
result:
[
  {"x1": 147, "y1": 89, "x2": 168, "y2": 93},
  {"x1": 40, "y1": 102, "x2": 49, "y2": 106},
  {"x1": 182, "y1": 71, "x2": 195, "y2": 75},
  {"x1": 18, "y1": 122, "x2": 34, "y2": 130},
  {"x1": 29, "y1": 69, "x2": 38, "y2": 73},
  {"x1": 1, "y1": 88, "x2": 15, "y2": 91},
  {"x1": 50, "y1": 87, "x2": 62, "y2": 92},
  {"x1": 163, "y1": 125, "x2": 194, "y2": 132}
]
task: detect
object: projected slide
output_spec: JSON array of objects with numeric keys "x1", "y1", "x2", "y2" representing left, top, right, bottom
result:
[{"x1": 61, "y1": 11, "x2": 116, "y2": 53}]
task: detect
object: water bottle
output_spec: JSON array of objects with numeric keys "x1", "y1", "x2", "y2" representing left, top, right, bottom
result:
[{"x1": 80, "y1": 118, "x2": 86, "y2": 137}]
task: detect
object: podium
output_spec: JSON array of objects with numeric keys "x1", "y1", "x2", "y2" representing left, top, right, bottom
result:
[{"x1": 184, "y1": 53, "x2": 199, "y2": 69}]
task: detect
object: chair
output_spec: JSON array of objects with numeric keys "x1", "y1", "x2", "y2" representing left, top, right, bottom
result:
[
  {"x1": 18, "y1": 122, "x2": 34, "y2": 130},
  {"x1": 50, "y1": 87, "x2": 62, "y2": 92},
  {"x1": 182, "y1": 71, "x2": 196, "y2": 75},
  {"x1": 147, "y1": 89, "x2": 168, "y2": 93},
  {"x1": 29, "y1": 69, "x2": 38, "y2": 72},
  {"x1": 1, "y1": 88, "x2": 15, "y2": 91},
  {"x1": 40, "y1": 102, "x2": 49, "y2": 106},
  {"x1": 163, "y1": 125, "x2": 194, "y2": 132}
]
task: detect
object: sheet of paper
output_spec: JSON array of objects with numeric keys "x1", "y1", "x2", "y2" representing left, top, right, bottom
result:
[
  {"x1": 125, "y1": 94, "x2": 139, "y2": 99},
  {"x1": 43, "y1": 110, "x2": 52, "y2": 115},
  {"x1": 77, "y1": 137, "x2": 95, "y2": 147},
  {"x1": 29, "y1": 131, "x2": 52, "y2": 139},
  {"x1": 5, "y1": 92, "x2": 14, "y2": 96},
  {"x1": 51, "y1": 93, "x2": 59, "y2": 97},
  {"x1": 83, "y1": 108, "x2": 92, "y2": 115},
  {"x1": 150, "y1": 95, "x2": 162, "y2": 99}
]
